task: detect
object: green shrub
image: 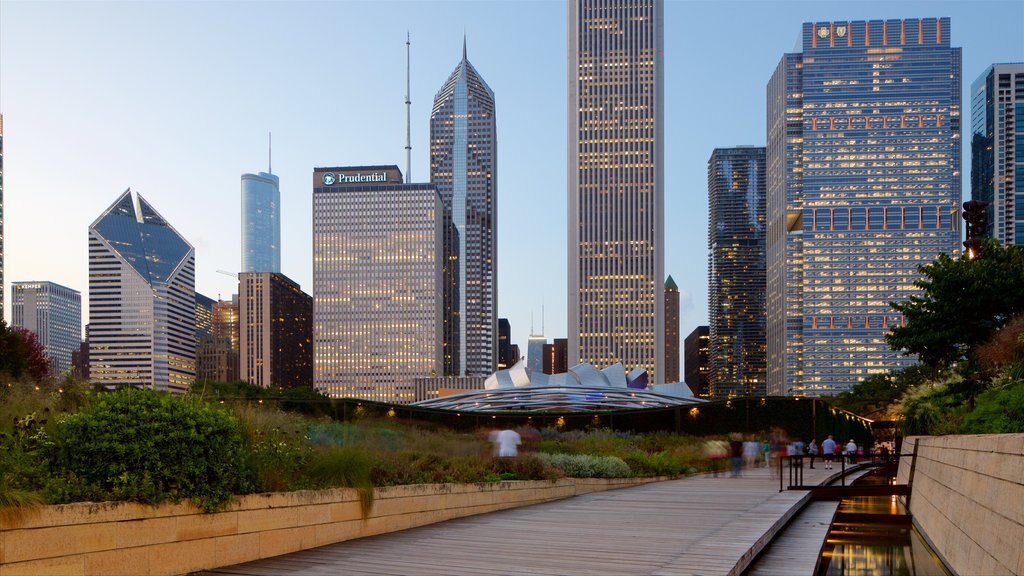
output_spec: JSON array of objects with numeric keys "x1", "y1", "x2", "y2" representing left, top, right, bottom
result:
[
  {"x1": 961, "y1": 377, "x2": 1024, "y2": 433},
  {"x1": 48, "y1": 389, "x2": 250, "y2": 511},
  {"x1": 535, "y1": 453, "x2": 631, "y2": 478},
  {"x1": 306, "y1": 446, "x2": 374, "y2": 516}
]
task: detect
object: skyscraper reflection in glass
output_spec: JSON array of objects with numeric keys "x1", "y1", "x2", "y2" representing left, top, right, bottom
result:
[{"x1": 768, "y1": 18, "x2": 961, "y2": 396}]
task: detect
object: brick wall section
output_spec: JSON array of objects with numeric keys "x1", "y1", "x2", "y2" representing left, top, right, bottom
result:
[
  {"x1": 897, "y1": 434, "x2": 1024, "y2": 576},
  {"x1": 0, "y1": 477, "x2": 666, "y2": 576}
]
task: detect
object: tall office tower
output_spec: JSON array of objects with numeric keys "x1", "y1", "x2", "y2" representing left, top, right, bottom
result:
[
  {"x1": 88, "y1": 189, "x2": 196, "y2": 392},
  {"x1": 430, "y1": 41, "x2": 498, "y2": 377},
  {"x1": 313, "y1": 166, "x2": 444, "y2": 403},
  {"x1": 683, "y1": 325, "x2": 709, "y2": 398},
  {"x1": 195, "y1": 293, "x2": 215, "y2": 340},
  {"x1": 0, "y1": 114, "x2": 4, "y2": 319},
  {"x1": 972, "y1": 63, "x2": 1024, "y2": 245},
  {"x1": 11, "y1": 281, "x2": 82, "y2": 374},
  {"x1": 568, "y1": 0, "x2": 665, "y2": 382},
  {"x1": 214, "y1": 295, "x2": 240, "y2": 352},
  {"x1": 241, "y1": 171, "x2": 281, "y2": 273},
  {"x1": 543, "y1": 338, "x2": 569, "y2": 374},
  {"x1": 663, "y1": 276, "x2": 679, "y2": 383},
  {"x1": 197, "y1": 295, "x2": 240, "y2": 382},
  {"x1": 239, "y1": 272, "x2": 313, "y2": 388},
  {"x1": 767, "y1": 19, "x2": 961, "y2": 396},
  {"x1": 708, "y1": 147, "x2": 767, "y2": 398},
  {"x1": 527, "y1": 333, "x2": 547, "y2": 374}
]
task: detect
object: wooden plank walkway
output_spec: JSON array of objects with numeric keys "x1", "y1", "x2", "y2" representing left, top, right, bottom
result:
[
  {"x1": 745, "y1": 500, "x2": 839, "y2": 576},
  {"x1": 200, "y1": 464, "x2": 851, "y2": 576}
]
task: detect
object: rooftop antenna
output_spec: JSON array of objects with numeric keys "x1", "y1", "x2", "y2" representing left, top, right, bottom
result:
[
  {"x1": 405, "y1": 31, "x2": 412, "y2": 182},
  {"x1": 542, "y1": 302, "x2": 545, "y2": 336},
  {"x1": 268, "y1": 131, "x2": 272, "y2": 174}
]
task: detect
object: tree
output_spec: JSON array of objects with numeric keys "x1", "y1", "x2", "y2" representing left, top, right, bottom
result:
[
  {"x1": 887, "y1": 241, "x2": 1024, "y2": 372},
  {"x1": 0, "y1": 321, "x2": 51, "y2": 382},
  {"x1": 13, "y1": 328, "x2": 51, "y2": 382}
]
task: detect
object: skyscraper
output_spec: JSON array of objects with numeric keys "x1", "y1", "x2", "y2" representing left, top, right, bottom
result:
[
  {"x1": 240, "y1": 272, "x2": 313, "y2": 388},
  {"x1": 88, "y1": 189, "x2": 196, "y2": 392},
  {"x1": 708, "y1": 147, "x2": 767, "y2": 398},
  {"x1": 767, "y1": 19, "x2": 962, "y2": 396},
  {"x1": 568, "y1": 0, "x2": 664, "y2": 382},
  {"x1": 971, "y1": 63, "x2": 1024, "y2": 245},
  {"x1": 11, "y1": 281, "x2": 81, "y2": 374},
  {"x1": 313, "y1": 166, "x2": 444, "y2": 403},
  {"x1": 241, "y1": 170, "x2": 280, "y2": 273},
  {"x1": 683, "y1": 325, "x2": 710, "y2": 398},
  {"x1": 0, "y1": 114, "x2": 5, "y2": 320},
  {"x1": 430, "y1": 40, "x2": 498, "y2": 377},
  {"x1": 195, "y1": 293, "x2": 215, "y2": 340},
  {"x1": 663, "y1": 276, "x2": 679, "y2": 383}
]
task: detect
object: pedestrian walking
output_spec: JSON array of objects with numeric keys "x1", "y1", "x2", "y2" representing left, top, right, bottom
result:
[
  {"x1": 821, "y1": 435, "x2": 837, "y2": 470},
  {"x1": 808, "y1": 439, "x2": 819, "y2": 469}
]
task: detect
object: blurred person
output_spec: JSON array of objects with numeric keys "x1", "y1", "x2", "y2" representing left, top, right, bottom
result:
[
  {"x1": 494, "y1": 429, "x2": 521, "y2": 458},
  {"x1": 821, "y1": 435, "x2": 837, "y2": 470},
  {"x1": 808, "y1": 439, "x2": 819, "y2": 469}
]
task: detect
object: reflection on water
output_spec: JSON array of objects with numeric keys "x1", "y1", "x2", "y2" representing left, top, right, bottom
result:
[{"x1": 817, "y1": 471, "x2": 950, "y2": 576}]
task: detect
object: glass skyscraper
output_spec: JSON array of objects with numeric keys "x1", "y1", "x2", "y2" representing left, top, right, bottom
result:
[
  {"x1": 664, "y1": 276, "x2": 679, "y2": 384},
  {"x1": 708, "y1": 147, "x2": 767, "y2": 398},
  {"x1": 11, "y1": 281, "x2": 81, "y2": 375},
  {"x1": 971, "y1": 63, "x2": 1024, "y2": 245},
  {"x1": 767, "y1": 19, "x2": 962, "y2": 396},
  {"x1": 241, "y1": 171, "x2": 281, "y2": 273},
  {"x1": 568, "y1": 0, "x2": 664, "y2": 382},
  {"x1": 430, "y1": 41, "x2": 497, "y2": 377},
  {"x1": 239, "y1": 272, "x2": 312, "y2": 389},
  {"x1": 0, "y1": 114, "x2": 4, "y2": 320},
  {"x1": 312, "y1": 166, "x2": 444, "y2": 403},
  {"x1": 88, "y1": 189, "x2": 196, "y2": 392}
]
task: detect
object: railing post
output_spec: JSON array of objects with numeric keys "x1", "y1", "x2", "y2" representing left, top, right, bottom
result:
[
  {"x1": 841, "y1": 451, "x2": 846, "y2": 487},
  {"x1": 779, "y1": 454, "x2": 783, "y2": 493}
]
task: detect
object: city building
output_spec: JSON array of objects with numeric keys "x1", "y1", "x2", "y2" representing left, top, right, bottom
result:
[
  {"x1": 568, "y1": 0, "x2": 665, "y2": 382},
  {"x1": 497, "y1": 318, "x2": 519, "y2": 369},
  {"x1": 527, "y1": 333, "x2": 547, "y2": 374},
  {"x1": 196, "y1": 293, "x2": 215, "y2": 340},
  {"x1": 313, "y1": 165, "x2": 444, "y2": 403},
  {"x1": 708, "y1": 147, "x2": 767, "y2": 398},
  {"x1": 543, "y1": 338, "x2": 568, "y2": 375},
  {"x1": 411, "y1": 375, "x2": 487, "y2": 403},
  {"x1": 683, "y1": 325, "x2": 710, "y2": 398},
  {"x1": 241, "y1": 170, "x2": 281, "y2": 273},
  {"x1": 197, "y1": 295, "x2": 240, "y2": 382},
  {"x1": 971, "y1": 63, "x2": 1024, "y2": 245},
  {"x1": 239, "y1": 272, "x2": 312, "y2": 389},
  {"x1": 88, "y1": 189, "x2": 195, "y2": 392},
  {"x1": 430, "y1": 40, "x2": 498, "y2": 376},
  {"x1": 664, "y1": 276, "x2": 679, "y2": 383},
  {"x1": 767, "y1": 19, "x2": 962, "y2": 396},
  {"x1": 11, "y1": 281, "x2": 81, "y2": 374},
  {"x1": 71, "y1": 331, "x2": 89, "y2": 381}
]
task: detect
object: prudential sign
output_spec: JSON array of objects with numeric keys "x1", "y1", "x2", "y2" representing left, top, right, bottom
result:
[{"x1": 322, "y1": 172, "x2": 388, "y2": 185}]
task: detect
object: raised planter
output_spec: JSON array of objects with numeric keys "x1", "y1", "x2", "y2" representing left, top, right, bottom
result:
[{"x1": 0, "y1": 476, "x2": 667, "y2": 576}]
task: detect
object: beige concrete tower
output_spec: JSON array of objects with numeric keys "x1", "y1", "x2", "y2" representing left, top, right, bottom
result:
[{"x1": 568, "y1": 0, "x2": 665, "y2": 382}]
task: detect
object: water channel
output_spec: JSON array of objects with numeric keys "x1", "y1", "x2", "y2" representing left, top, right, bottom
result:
[{"x1": 815, "y1": 469, "x2": 950, "y2": 575}]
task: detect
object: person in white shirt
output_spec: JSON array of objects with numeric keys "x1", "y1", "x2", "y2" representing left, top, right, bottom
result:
[{"x1": 495, "y1": 429, "x2": 522, "y2": 458}]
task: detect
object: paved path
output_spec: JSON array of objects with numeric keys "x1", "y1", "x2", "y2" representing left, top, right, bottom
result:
[{"x1": 201, "y1": 464, "x2": 851, "y2": 576}]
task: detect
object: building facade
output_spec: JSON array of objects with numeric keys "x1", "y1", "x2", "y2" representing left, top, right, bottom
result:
[
  {"x1": 497, "y1": 318, "x2": 517, "y2": 369},
  {"x1": 708, "y1": 147, "x2": 767, "y2": 398},
  {"x1": 88, "y1": 190, "x2": 195, "y2": 392},
  {"x1": 1, "y1": 114, "x2": 4, "y2": 319},
  {"x1": 430, "y1": 41, "x2": 498, "y2": 377},
  {"x1": 664, "y1": 275, "x2": 679, "y2": 383},
  {"x1": 241, "y1": 171, "x2": 281, "y2": 273},
  {"x1": 568, "y1": 0, "x2": 665, "y2": 382},
  {"x1": 683, "y1": 325, "x2": 709, "y2": 398},
  {"x1": 313, "y1": 166, "x2": 444, "y2": 403},
  {"x1": 239, "y1": 272, "x2": 312, "y2": 388},
  {"x1": 195, "y1": 293, "x2": 215, "y2": 340},
  {"x1": 197, "y1": 295, "x2": 240, "y2": 382},
  {"x1": 527, "y1": 333, "x2": 547, "y2": 374},
  {"x1": 543, "y1": 338, "x2": 568, "y2": 374},
  {"x1": 971, "y1": 63, "x2": 1024, "y2": 245},
  {"x1": 767, "y1": 19, "x2": 962, "y2": 396},
  {"x1": 11, "y1": 281, "x2": 82, "y2": 374}
]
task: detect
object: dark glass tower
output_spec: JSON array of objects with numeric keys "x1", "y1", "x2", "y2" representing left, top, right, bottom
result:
[
  {"x1": 0, "y1": 115, "x2": 4, "y2": 319},
  {"x1": 708, "y1": 147, "x2": 767, "y2": 398},
  {"x1": 767, "y1": 19, "x2": 962, "y2": 396},
  {"x1": 971, "y1": 63, "x2": 1024, "y2": 245},
  {"x1": 664, "y1": 276, "x2": 680, "y2": 383},
  {"x1": 430, "y1": 40, "x2": 497, "y2": 377}
]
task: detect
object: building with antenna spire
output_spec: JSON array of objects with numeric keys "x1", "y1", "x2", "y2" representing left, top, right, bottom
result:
[
  {"x1": 241, "y1": 134, "x2": 281, "y2": 273},
  {"x1": 430, "y1": 37, "x2": 498, "y2": 377}
]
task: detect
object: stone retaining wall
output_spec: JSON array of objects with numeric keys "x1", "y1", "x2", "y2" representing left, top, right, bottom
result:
[
  {"x1": 0, "y1": 476, "x2": 665, "y2": 576},
  {"x1": 897, "y1": 434, "x2": 1024, "y2": 576}
]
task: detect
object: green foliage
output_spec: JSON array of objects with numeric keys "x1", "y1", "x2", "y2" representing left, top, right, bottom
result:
[
  {"x1": 305, "y1": 446, "x2": 375, "y2": 516},
  {"x1": 888, "y1": 242, "x2": 1024, "y2": 371},
  {"x1": 898, "y1": 375, "x2": 972, "y2": 436},
  {"x1": 961, "y1": 377, "x2": 1024, "y2": 433},
  {"x1": 48, "y1": 389, "x2": 251, "y2": 511},
  {"x1": 535, "y1": 453, "x2": 631, "y2": 478}
]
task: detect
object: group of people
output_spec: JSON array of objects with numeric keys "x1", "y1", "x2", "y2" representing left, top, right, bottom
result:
[
  {"x1": 794, "y1": 435, "x2": 862, "y2": 469},
  {"x1": 703, "y1": 431, "x2": 875, "y2": 477}
]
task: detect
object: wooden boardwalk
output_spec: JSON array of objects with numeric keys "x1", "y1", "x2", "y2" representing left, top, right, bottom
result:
[{"x1": 201, "y1": 465, "x2": 851, "y2": 576}]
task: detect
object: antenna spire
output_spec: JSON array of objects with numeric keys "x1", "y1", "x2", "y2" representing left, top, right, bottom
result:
[
  {"x1": 462, "y1": 33, "x2": 467, "y2": 61},
  {"x1": 268, "y1": 131, "x2": 272, "y2": 174},
  {"x1": 405, "y1": 31, "x2": 412, "y2": 182}
]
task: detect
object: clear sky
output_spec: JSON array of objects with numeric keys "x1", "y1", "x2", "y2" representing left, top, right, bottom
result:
[{"x1": 1, "y1": 0, "x2": 1021, "y2": 367}]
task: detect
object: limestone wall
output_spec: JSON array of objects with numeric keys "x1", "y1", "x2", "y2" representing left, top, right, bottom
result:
[
  {"x1": 897, "y1": 434, "x2": 1024, "y2": 576},
  {"x1": 0, "y1": 476, "x2": 663, "y2": 576}
]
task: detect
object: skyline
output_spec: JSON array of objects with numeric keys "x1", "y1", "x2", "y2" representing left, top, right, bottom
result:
[{"x1": 1, "y1": 1, "x2": 1021, "y2": 368}]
